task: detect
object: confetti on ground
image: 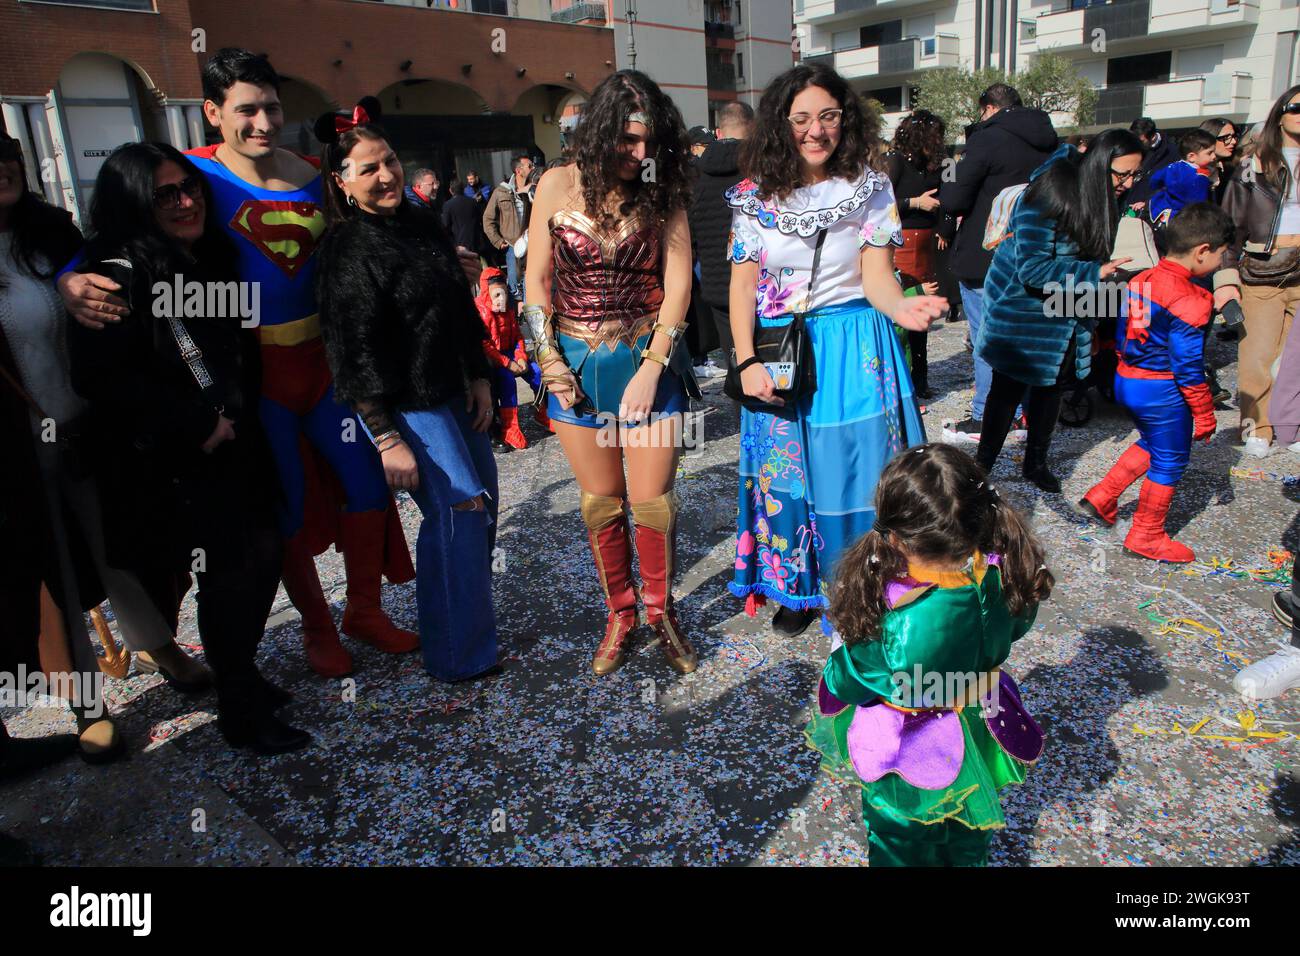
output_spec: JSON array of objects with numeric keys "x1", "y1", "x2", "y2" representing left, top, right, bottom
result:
[{"x1": 3, "y1": 321, "x2": 1296, "y2": 866}]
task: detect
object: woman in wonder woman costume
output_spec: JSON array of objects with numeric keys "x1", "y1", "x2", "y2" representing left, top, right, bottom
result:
[{"x1": 523, "y1": 71, "x2": 701, "y2": 676}]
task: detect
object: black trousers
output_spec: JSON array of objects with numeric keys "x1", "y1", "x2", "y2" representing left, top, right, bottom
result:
[
  {"x1": 909, "y1": 330, "x2": 929, "y2": 389},
  {"x1": 1291, "y1": 557, "x2": 1300, "y2": 649},
  {"x1": 976, "y1": 370, "x2": 1063, "y2": 470},
  {"x1": 181, "y1": 473, "x2": 282, "y2": 715}
]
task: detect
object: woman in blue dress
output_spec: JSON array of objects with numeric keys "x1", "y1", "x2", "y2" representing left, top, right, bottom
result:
[{"x1": 728, "y1": 64, "x2": 945, "y2": 636}]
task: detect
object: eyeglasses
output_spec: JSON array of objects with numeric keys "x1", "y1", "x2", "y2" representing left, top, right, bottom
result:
[
  {"x1": 1216, "y1": 133, "x2": 1238, "y2": 143},
  {"x1": 1110, "y1": 167, "x2": 1145, "y2": 184},
  {"x1": 787, "y1": 109, "x2": 843, "y2": 133},
  {"x1": 1283, "y1": 103, "x2": 1300, "y2": 116},
  {"x1": 153, "y1": 176, "x2": 204, "y2": 210}
]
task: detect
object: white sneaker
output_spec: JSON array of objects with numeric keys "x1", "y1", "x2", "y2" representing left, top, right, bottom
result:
[
  {"x1": 699, "y1": 360, "x2": 727, "y2": 379},
  {"x1": 1233, "y1": 643, "x2": 1300, "y2": 701},
  {"x1": 1243, "y1": 436, "x2": 1273, "y2": 458}
]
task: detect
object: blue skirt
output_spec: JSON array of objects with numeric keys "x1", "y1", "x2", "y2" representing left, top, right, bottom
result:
[
  {"x1": 546, "y1": 328, "x2": 691, "y2": 429},
  {"x1": 730, "y1": 298, "x2": 926, "y2": 610}
]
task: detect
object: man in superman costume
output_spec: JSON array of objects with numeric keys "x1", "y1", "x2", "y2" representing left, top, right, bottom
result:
[
  {"x1": 61, "y1": 50, "x2": 415, "y2": 677},
  {"x1": 1078, "y1": 203, "x2": 1234, "y2": 562}
]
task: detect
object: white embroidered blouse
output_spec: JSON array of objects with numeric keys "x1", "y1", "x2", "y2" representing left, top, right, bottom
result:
[{"x1": 726, "y1": 170, "x2": 902, "y2": 318}]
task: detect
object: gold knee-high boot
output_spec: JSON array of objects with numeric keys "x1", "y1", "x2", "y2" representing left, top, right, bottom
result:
[{"x1": 631, "y1": 493, "x2": 697, "y2": 675}]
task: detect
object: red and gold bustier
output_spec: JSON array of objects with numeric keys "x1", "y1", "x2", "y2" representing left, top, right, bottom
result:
[{"x1": 550, "y1": 209, "x2": 664, "y2": 348}]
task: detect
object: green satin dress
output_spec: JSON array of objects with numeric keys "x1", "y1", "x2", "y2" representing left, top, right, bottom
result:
[{"x1": 805, "y1": 554, "x2": 1043, "y2": 866}]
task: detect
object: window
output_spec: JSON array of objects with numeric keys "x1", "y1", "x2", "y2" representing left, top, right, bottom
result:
[
  {"x1": 860, "y1": 21, "x2": 903, "y2": 49},
  {"x1": 866, "y1": 86, "x2": 904, "y2": 112},
  {"x1": 1105, "y1": 50, "x2": 1172, "y2": 87},
  {"x1": 737, "y1": 53, "x2": 745, "y2": 79}
]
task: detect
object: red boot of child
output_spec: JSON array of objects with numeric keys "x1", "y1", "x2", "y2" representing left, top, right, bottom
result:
[
  {"x1": 1124, "y1": 480, "x2": 1195, "y2": 563},
  {"x1": 534, "y1": 405, "x2": 554, "y2": 433},
  {"x1": 1079, "y1": 443, "x2": 1150, "y2": 525},
  {"x1": 501, "y1": 407, "x2": 528, "y2": 449}
]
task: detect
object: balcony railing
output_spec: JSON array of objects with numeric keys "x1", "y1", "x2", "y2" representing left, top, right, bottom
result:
[
  {"x1": 804, "y1": 35, "x2": 959, "y2": 75},
  {"x1": 707, "y1": 60, "x2": 737, "y2": 91},
  {"x1": 550, "y1": 2, "x2": 607, "y2": 25},
  {"x1": 1093, "y1": 73, "x2": 1252, "y2": 125},
  {"x1": 705, "y1": 21, "x2": 736, "y2": 41}
]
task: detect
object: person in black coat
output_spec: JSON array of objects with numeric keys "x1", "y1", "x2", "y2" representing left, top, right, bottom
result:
[
  {"x1": 1125, "y1": 117, "x2": 1179, "y2": 212},
  {"x1": 688, "y1": 101, "x2": 754, "y2": 356},
  {"x1": 442, "y1": 176, "x2": 486, "y2": 255},
  {"x1": 937, "y1": 84, "x2": 1058, "y2": 431},
  {"x1": 315, "y1": 115, "x2": 500, "y2": 683},
  {"x1": 67, "y1": 142, "x2": 309, "y2": 756}
]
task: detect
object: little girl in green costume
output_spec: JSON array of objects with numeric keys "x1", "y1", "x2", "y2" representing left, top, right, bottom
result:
[{"x1": 807, "y1": 442, "x2": 1054, "y2": 866}]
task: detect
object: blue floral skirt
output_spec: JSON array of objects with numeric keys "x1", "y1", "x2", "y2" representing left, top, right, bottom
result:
[{"x1": 730, "y1": 298, "x2": 926, "y2": 611}]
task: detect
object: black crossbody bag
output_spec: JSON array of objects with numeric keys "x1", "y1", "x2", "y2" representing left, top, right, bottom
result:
[{"x1": 724, "y1": 227, "x2": 825, "y2": 412}]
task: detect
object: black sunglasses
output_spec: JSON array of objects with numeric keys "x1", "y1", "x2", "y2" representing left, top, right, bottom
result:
[
  {"x1": 1216, "y1": 132, "x2": 1238, "y2": 143},
  {"x1": 153, "y1": 175, "x2": 204, "y2": 210},
  {"x1": 1110, "y1": 167, "x2": 1145, "y2": 183},
  {"x1": 1283, "y1": 103, "x2": 1300, "y2": 115}
]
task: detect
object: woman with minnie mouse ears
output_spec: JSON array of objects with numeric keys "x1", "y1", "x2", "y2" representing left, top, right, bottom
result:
[{"x1": 314, "y1": 100, "x2": 503, "y2": 684}]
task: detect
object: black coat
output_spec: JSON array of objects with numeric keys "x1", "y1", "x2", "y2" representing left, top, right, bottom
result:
[
  {"x1": 442, "y1": 193, "x2": 485, "y2": 254},
  {"x1": 689, "y1": 138, "x2": 745, "y2": 311},
  {"x1": 1126, "y1": 132, "x2": 1180, "y2": 210},
  {"x1": 67, "y1": 251, "x2": 280, "y2": 573},
  {"x1": 938, "y1": 107, "x2": 1059, "y2": 287},
  {"x1": 317, "y1": 203, "x2": 492, "y2": 418}
]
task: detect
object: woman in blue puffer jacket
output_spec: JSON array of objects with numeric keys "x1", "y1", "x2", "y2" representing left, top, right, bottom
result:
[{"x1": 975, "y1": 129, "x2": 1146, "y2": 491}]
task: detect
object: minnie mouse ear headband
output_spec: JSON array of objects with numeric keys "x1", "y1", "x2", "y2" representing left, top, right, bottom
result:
[{"x1": 313, "y1": 96, "x2": 384, "y2": 145}]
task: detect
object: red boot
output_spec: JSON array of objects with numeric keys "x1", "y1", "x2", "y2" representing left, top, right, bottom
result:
[
  {"x1": 1079, "y1": 443, "x2": 1150, "y2": 525},
  {"x1": 1124, "y1": 480, "x2": 1195, "y2": 563},
  {"x1": 338, "y1": 510, "x2": 420, "y2": 653},
  {"x1": 632, "y1": 493, "x2": 698, "y2": 675},
  {"x1": 534, "y1": 404, "x2": 554, "y2": 433},
  {"x1": 581, "y1": 492, "x2": 640, "y2": 675},
  {"x1": 501, "y1": 406, "x2": 528, "y2": 449},
  {"x1": 281, "y1": 532, "x2": 354, "y2": 678}
]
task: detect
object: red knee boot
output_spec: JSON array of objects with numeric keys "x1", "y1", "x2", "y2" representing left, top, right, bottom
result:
[
  {"x1": 501, "y1": 407, "x2": 528, "y2": 449},
  {"x1": 281, "y1": 533, "x2": 354, "y2": 678},
  {"x1": 1124, "y1": 480, "x2": 1195, "y2": 563},
  {"x1": 581, "y1": 492, "x2": 640, "y2": 676},
  {"x1": 534, "y1": 404, "x2": 554, "y2": 433},
  {"x1": 338, "y1": 510, "x2": 420, "y2": 653},
  {"x1": 1079, "y1": 443, "x2": 1150, "y2": 525},
  {"x1": 632, "y1": 493, "x2": 698, "y2": 675}
]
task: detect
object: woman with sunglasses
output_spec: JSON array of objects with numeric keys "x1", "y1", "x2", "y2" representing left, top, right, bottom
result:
[
  {"x1": 974, "y1": 129, "x2": 1144, "y2": 491},
  {"x1": 727, "y1": 64, "x2": 943, "y2": 638},
  {"x1": 1199, "y1": 118, "x2": 1239, "y2": 206},
  {"x1": 1217, "y1": 88, "x2": 1300, "y2": 458},
  {"x1": 1, "y1": 134, "x2": 226, "y2": 761},
  {"x1": 67, "y1": 143, "x2": 310, "y2": 755}
]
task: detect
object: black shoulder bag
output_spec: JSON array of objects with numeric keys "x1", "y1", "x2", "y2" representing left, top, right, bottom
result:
[{"x1": 724, "y1": 226, "x2": 826, "y2": 412}]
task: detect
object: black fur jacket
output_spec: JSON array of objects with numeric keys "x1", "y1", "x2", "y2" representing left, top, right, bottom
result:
[{"x1": 317, "y1": 203, "x2": 492, "y2": 423}]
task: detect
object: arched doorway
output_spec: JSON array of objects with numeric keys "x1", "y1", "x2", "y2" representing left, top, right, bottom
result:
[
  {"x1": 512, "y1": 84, "x2": 587, "y2": 164},
  {"x1": 373, "y1": 78, "x2": 532, "y2": 197},
  {"x1": 53, "y1": 53, "x2": 167, "y2": 217}
]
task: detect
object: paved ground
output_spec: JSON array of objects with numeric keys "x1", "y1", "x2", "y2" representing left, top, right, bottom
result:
[{"x1": 3, "y1": 316, "x2": 1298, "y2": 866}]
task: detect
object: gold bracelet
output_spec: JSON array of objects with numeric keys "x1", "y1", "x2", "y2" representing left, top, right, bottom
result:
[
  {"x1": 652, "y1": 321, "x2": 684, "y2": 340},
  {"x1": 640, "y1": 347, "x2": 669, "y2": 367}
]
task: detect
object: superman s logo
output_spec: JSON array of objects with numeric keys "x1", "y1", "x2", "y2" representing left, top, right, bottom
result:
[{"x1": 229, "y1": 200, "x2": 325, "y2": 279}]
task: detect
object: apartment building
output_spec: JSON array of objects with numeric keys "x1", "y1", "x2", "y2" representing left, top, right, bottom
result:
[{"x1": 795, "y1": 0, "x2": 1295, "y2": 138}]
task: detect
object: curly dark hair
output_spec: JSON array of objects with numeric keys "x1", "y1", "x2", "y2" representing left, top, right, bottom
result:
[
  {"x1": 566, "y1": 70, "x2": 693, "y2": 227},
  {"x1": 740, "y1": 63, "x2": 883, "y2": 201},
  {"x1": 891, "y1": 109, "x2": 945, "y2": 173},
  {"x1": 829, "y1": 443, "x2": 1053, "y2": 644}
]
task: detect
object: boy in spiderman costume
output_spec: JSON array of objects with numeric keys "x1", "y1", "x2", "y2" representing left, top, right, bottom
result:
[
  {"x1": 1078, "y1": 203, "x2": 1234, "y2": 562},
  {"x1": 59, "y1": 51, "x2": 426, "y2": 678},
  {"x1": 474, "y1": 267, "x2": 550, "y2": 449}
]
